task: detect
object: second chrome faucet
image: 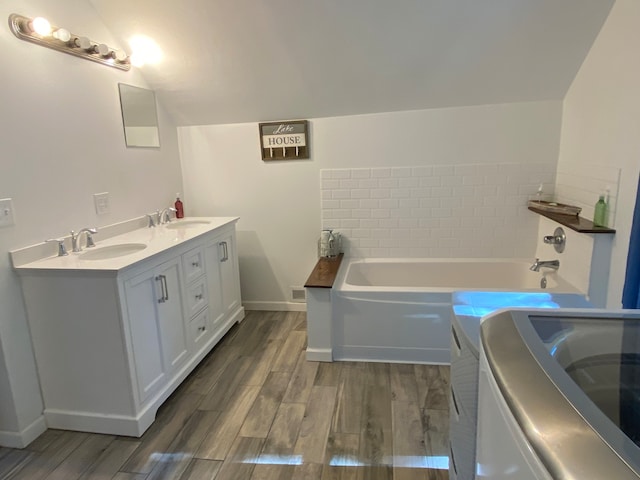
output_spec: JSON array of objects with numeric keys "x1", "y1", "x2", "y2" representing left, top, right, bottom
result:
[
  {"x1": 71, "y1": 228, "x2": 98, "y2": 252},
  {"x1": 147, "y1": 207, "x2": 177, "y2": 227},
  {"x1": 159, "y1": 207, "x2": 177, "y2": 224}
]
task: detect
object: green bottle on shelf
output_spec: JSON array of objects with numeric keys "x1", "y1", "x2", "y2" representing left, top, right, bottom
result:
[{"x1": 593, "y1": 193, "x2": 607, "y2": 227}]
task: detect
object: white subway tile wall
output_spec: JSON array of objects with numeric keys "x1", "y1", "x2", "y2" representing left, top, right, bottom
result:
[
  {"x1": 555, "y1": 162, "x2": 621, "y2": 228},
  {"x1": 321, "y1": 164, "x2": 556, "y2": 258}
]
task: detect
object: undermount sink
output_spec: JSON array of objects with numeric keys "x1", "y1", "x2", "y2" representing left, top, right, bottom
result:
[
  {"x1": 164, "y1": 219, "x2": 211, "y2": 230},
  {"x1": 79, "y1": 243, "x2": 147, "y2": 261}
]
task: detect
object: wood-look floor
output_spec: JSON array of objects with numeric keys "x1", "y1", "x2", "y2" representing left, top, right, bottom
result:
[{"x1": 0, "y1": 311, "x2": 450, "y2": 480}]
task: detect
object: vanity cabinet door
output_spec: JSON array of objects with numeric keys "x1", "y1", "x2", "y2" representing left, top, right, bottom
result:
[
  {"x1": 155, "y1": 258, "x2": 189, "y2": 373},
  {"x1": 204, "y1": 228, "x2": 242, "y2": 330},
  {"x1": 204, "y1": 241, "x2": 224, "y2": 328},
  {"x1": 124, "y1": 257, "x2": 189, "y2": 403},
  {"x1": 124, "y1": 270, "x2": 166, "y2": 403},
  {"x1": 216, "y1": 230, "x2": 241, "y2": 318}
]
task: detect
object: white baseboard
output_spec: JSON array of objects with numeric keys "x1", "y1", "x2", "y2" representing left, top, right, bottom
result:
[
  {"x1": 306, "y1": 348, "x2": 333, "y2": 362},
  {"x1": 0, "y1": 415, "x2": 47, "y2": 448},
  {"x1": 44, "y1": 409, "x2": 145, "y2": 437},
  {"x1": 243, "y1": 301, "x2": 306, "y2": 312},
  {"x1": 333, "y1": 345, "x2": 451, "y2": 365}
]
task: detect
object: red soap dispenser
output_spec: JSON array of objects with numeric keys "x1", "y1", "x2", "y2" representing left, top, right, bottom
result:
[{"x1": 174, "y1": 193, "x2": 184, "y2": 218}]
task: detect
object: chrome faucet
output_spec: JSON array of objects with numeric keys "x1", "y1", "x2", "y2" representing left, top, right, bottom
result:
[
  {"x1": 530, "y1": 258, "x2": 560, "y2": 272},
  {"x1": 159, "y1": 207, "x2": 177, "y2": 224},
  {"x1": 45, "y1": 238, "x2": 68, "y2": 256},
  {"x1": 71, "y1": 228, "x2": 98, "y2": 252},
  {"x1": 146, "y1": 212, "x2": 158, "y2": 228}
]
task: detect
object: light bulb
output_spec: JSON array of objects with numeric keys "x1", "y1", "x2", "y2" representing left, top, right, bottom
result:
[
  {"x1": 52, "y1": 28, "x2": 71, "y2": 43},
  {"x1": 75, "y1": 36, "x2": 92, "y2": 51},
  {"x1": 95, "y1": 43, "x2": 110, "y2": 57},
  {"x1": 31, "y1": 17, "x2": 51, "y2": 36},
  {"x1": 112, "y1": 50, "x2": 128, "y2": 63},
  {"x1": 129, "y1": 35, "x2": 163, "y2": 66}
]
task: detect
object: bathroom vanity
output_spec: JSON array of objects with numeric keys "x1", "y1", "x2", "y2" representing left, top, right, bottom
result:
[{"x1": 12, "y1": 217, "x2": 243, "y2": 436}]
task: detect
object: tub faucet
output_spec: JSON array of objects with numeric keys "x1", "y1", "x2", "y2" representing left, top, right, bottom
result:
[
  {"x1": 530, "y1": 258, "x2": 559, "y2": 272},
  {"x1": 71, "y1": 228, "x2": 98, "y2": 252}
]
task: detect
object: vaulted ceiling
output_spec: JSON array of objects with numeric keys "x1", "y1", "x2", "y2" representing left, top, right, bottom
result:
[{"x1": 90, "y1": 0, "x2": 615, "y2": 126}]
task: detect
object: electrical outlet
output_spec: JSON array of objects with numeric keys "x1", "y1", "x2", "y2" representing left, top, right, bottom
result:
[
  {"x1": 0, "y1": 198, "x2": 15, "y2": 227},
  {"x1": 93, "y1": 192, "x2": 110, "y2": 215}
]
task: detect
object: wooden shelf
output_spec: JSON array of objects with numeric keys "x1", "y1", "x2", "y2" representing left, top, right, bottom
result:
[
  {"x1": 528, "y1": 206, "x2": 616, "y2": 234},
  {"x1": 304, "y1": 253, "x2": 344, "y2": 288}
]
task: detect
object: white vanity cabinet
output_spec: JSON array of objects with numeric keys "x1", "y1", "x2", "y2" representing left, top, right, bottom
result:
[
  {"x1": 123, "y1": 256, "x2": 189, "y2": 404},
  {"x1": 15, "y1": 218, "x2": 244, "y2": 437}
]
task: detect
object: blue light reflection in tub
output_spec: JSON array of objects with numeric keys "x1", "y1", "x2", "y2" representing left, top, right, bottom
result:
[{"x1": 452, "y1": 291, "x2": 560, "y2": 319}]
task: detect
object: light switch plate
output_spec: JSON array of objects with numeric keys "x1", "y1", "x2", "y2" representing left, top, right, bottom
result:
[
  {"x1": 93, "y1": 192, "x2": 110, "y2": 215},
  {"x1": 0, "y1": 198, "x2": 15, "y2": 227}
]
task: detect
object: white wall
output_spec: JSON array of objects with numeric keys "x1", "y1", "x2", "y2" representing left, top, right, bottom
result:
[
  {"x1": 178, "y1": 101, "x2": 562, "y2": 309},
  {"x1": 557, "y1": 0, "x2": 640, "y2": 308},
  {"x1": 0, "y1": 0, "x2": 182, "y2": 445}
]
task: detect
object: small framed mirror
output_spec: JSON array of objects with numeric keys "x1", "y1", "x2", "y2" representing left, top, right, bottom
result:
[{"x1": 118, "y1": 83, "x2": 160, "y2": 148}]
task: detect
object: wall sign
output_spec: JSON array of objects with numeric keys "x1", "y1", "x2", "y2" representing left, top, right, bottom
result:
[{"x1": 259, "y1": 120, "x2": 309, "y2": 160}]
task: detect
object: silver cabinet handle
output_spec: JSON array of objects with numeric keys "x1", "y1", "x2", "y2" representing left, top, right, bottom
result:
[
  {"x1": 220, "y1": 241, "x2": 229, "y2": 262},
  {"x1": 162, "y1": 275, "x2": 169, "y2": 301},
  {"x1": 155, "y1": 275, "x2": 165, "y2": 303},
  {"x1": 198, "y1": 326, "x2": 206, "y2": 332},
  {"x1": 195, "y1": 293, "x2": 203, "y2": 300},
  {"x1": 155, "y1": 275, "x2": 169, "y2": 303},
  {"x1": 192, "y1": 261, "x2": 200, "y2": 267}
]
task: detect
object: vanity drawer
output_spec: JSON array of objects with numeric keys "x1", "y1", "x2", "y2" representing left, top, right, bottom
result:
[
  {"x1": 185, "y1": 276, "x2": 208, "y2": 317},
  {"x1": 182, "y1": 247, "x2": 205, "y2": 284},
  {"x1": 189, "y1": 308, "x2": 212, "y2": 350}
]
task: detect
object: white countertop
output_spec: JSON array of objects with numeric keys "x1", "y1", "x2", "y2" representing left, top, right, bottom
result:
[{"x1": 12, "y1": 217, "x2": 239, "y2": 273}]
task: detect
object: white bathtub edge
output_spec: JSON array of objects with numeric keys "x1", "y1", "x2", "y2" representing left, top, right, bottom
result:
[{"x1": 336, "y1": 256, "x2": 582, "y2": 294}]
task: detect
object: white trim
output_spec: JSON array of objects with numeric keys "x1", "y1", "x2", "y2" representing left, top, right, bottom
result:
[
  {"x1": 333, "y1": 345, "x2": 450, "y2": 365},
  {"x1": 44, "y1": 409, "x2": 146, "y2": 437},
  {"x1": 306, "y1": 347, "x2": 333, "y2": 362},
  {"x1": 0, "y1": 415, "x2": 47, "y2": 448},
  {"x1": 243, "y1": 301, "x2": 306, "y2": 312}
]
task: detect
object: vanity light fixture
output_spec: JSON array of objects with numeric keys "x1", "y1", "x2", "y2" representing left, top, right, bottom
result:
[{"x1": 8, "y1": 13, "x2": 131, "y2": 71}]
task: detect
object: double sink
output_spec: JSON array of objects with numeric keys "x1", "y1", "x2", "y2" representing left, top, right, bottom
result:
[{"x1": 11, "y1": 217, "x2": 238, "y2": 272}]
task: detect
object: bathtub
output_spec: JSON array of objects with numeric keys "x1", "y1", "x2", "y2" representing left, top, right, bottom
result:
[{"x1": 330, "y1": 258, "x2": 581, "y2": 364}]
